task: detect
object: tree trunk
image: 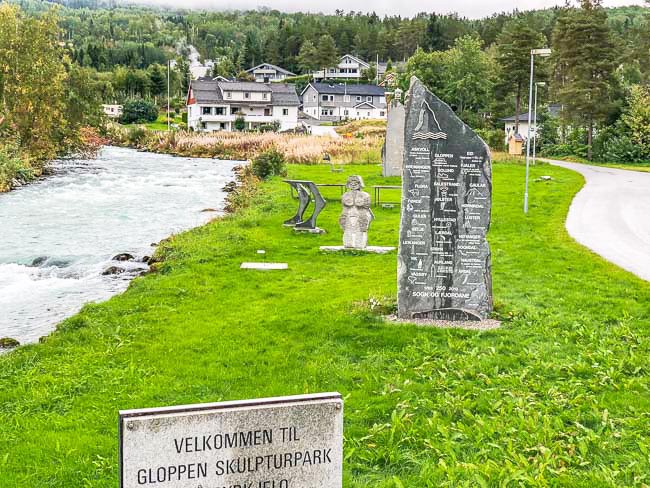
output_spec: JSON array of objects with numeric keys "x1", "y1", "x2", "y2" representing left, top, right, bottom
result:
[
  {"x1": 514, "y1": 83, "x2": 521, "y2": 134},
  {"x1": 587, "y1": 120, "x2": 594, "y2": 161}
]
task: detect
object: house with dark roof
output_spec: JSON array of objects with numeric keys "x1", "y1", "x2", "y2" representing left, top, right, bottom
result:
[
  {"x1": 186, "y1": 79, "x2": 300, "y2": 132},
  {"x1": 246, "y1": 63, "x2": 296, "y2": 83},
  {"x1": 501, "y1": 103, "x2": 562, "y2": 143},
  {"x1": 301, "y1": 82, "x2": 387, "y2": 121}
]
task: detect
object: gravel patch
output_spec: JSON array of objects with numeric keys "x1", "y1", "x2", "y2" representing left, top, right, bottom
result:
[{"x1": 386, "y1": 315, "x2": 501, "y2": 331}]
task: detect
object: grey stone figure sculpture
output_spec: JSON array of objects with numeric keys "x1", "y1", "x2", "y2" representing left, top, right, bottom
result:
[
  {"x1": 397, "y1": 77, "x2": 493, "y2": 321},
  {"x1": 283, "y1": 180, "x2": 327, "y2": 233},
  {"x1": 339, "y1": 175, "x2": 374, "y2": 249}
]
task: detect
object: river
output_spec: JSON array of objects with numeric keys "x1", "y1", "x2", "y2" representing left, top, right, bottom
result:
[{"x1": 0, "y1": 146, "x2": 238, "y2": 345}]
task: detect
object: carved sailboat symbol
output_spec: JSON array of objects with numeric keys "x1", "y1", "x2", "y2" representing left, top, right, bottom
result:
[{"x1": 413, "y1": 100, "x2": 448, "y2": 141}]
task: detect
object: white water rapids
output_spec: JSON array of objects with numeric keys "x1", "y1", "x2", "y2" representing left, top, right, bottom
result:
[{"x1": 0, "y1": 146, "x2": 238, "y2": 344}]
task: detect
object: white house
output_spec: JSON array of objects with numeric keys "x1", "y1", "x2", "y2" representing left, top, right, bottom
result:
[
  {"x1": 301, "y1": 82, "x2": 387, "y2": 121},
  {"x1": 501, "y1": 104, "x2": 561, "y2": 144},
  {"x1": 186, "y1": 80, "x2": 300, "y2": 132},
  {"x1": 246, "y1": 63, "x2": 296, "y2": 83},
  {"x1": 102, "y1": 104, "x2": 123, "y2": 119},
  {"x1": 313, "y1": 54, "x2": 370, "y2": 81}
]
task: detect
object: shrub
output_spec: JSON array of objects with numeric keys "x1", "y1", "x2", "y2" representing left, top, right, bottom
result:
[
  {"x1": 251, "y1": 148, "x2": 286, "y2": 180},
  {"x1": 120, "y1": 99, "x2": 159, "y2": 124},
  {"x1": 0, "y1": 143, "x2": 31, "y2": 191},
  {"x1": 126, "y1": 126, "x2": 148, "y2": 146},
  {"x1": 601, "y1": 134, "x2": 650, "y2": 163},
  {"x1": 259, "y1": 121, "x2": 281, "y2": 133},
  {"x1": 234, "y1": 115, "x2": 246, "y2": 132}
]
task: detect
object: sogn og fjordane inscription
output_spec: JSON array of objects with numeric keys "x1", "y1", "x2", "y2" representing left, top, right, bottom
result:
[
  {"x1": 119, "y1": 393, "x2": 343, "y2": 488},
  {"x1": 397, "y1": 77, "x2": 493, "y2": 321}
]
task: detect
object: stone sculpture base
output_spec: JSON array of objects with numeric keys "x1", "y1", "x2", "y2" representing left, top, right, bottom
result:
[
  {"x1": 410, "y1": 308, "x2": 482, "y2": 322},
  {"x1": 320, "y1": 246, "x2": 396, "y2": 254},
  {"x1": 294, "y1": 227, "x2": 326, "y2": 234}
]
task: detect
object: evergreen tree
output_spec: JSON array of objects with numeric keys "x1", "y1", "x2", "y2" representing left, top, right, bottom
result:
[
  {"x1": 315, "y1": 34, "x2": 338, "y2": 73},
  {"x1": 425, "y1": 14, "x2": 447, "y2": 51},
  {"x1": 296, "y1": 40, "x2": 318, "y2": 74},
  {"x1": 148, "y1": 63, "x2": 166, "y2": 97},
  {"x1": 177, "y1": 59, "x2": 190, "y2": 97},
  {"x1": 496, "y1": 18, "x2": 546, "y2": 134},
  {"x1": 552, "y1": 0, "x2": 617, "y2": 159}
]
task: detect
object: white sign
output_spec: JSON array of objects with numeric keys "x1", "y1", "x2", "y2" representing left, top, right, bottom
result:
[{"x1": 119, "y1": 393, "x2": 343, "y2": 488}]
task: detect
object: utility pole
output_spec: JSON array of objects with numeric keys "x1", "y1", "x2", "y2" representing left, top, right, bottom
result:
[
  {"x1": 524, "y1": 48, "x2": 551, "y2": 214},
  {"x1": 167, "y1": 60, "x2": 171, "y2": 132}
]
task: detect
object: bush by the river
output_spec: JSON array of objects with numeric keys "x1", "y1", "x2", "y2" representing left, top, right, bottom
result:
[
  {"x1": 119, "y1": 99, "x2": 159, "y2": 125},
  {"x1": 252, "y1": 148, "x2": 286, "y2": 180}
]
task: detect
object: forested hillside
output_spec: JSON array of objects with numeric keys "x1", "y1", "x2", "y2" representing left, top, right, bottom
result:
[{"x1": 2, "y1": 0, "x2": 650, "y2": 176}]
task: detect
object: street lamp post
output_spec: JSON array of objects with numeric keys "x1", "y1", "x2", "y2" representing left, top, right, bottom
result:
[
  {"x1": 524, "y1": 48, "x2": 551, "y2": 214},
  {"x1": 532, "y1": 81, "x2": 546, "y2": 166}
]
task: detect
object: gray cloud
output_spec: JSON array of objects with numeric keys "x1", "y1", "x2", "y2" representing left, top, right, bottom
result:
[{"x1": 133, "y1": 0, "x2": 645, "y2": 18}]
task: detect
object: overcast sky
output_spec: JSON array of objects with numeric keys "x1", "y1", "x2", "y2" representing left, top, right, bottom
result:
[{"x1": 136, "y1": 0, "x2": 646, "y2": 18}]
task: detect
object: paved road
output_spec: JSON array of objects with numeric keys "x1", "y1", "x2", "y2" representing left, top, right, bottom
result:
[{"x1": 544, "y1": 159, "x2": 650, "y2": 281}]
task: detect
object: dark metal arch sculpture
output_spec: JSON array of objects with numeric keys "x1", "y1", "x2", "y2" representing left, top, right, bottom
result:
[{"x1": 283, "y1": 180, "x2": 327, "y2": 234}]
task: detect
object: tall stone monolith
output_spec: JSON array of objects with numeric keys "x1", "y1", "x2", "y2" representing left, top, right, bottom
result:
[{"x1": 397, "y1": 77, "x2": 492, "y2": 321}]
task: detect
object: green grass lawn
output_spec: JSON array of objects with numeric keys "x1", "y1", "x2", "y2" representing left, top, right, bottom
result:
[
  {"x1": 1, "y1": 161, "x2": 650, "y2": 486},
  {"x1": 122, "y1": 113, "x2": 184, "y2": 132}
]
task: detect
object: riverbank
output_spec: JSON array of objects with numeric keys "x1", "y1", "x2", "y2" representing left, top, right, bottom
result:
[
  {"x1": 108, "y1": 124, "x2": 383, "y2": 164},
  {"x1": 1, "y1": 160, "x2": 650, "y2": 485},
  {"x1": 0, "y1": 129, "x2": 107, "y2": 193},
  {"x1": 0, "y1": 147, "x2": 237, "y2": 346}
]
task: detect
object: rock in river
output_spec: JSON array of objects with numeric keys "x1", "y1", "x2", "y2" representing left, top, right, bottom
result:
[
  {"x1": 0, "y1": 337, "x2": 20, "y2": 349},
  {"x1": 112, "y1": 253, "x2": 135, "y2": 262},
  {"x1": 102, "y1": 266, "x2": 126, "y2": 276}
]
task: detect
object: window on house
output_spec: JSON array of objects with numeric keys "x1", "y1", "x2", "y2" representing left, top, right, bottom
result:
[
  {"x1": 282, "y1": 108, "x2": 289, "y2": 116},
  {"x1": 231, "y1": 107, "x2": 238, "y2": 115},
  {"x1": 226, "y1": 92, "x2": 232, "y2": 99},
  {"x1": 350, "y1": 69, "x2": 357, "y2": 74},
  {"x1": 262, "y1": 93, "x2": 268, "y2": 100},
  {"x1": 215, "y1": 107, "x2": 225, "y2": 115},
  {"x1": 367, "y1": 112, "x2": 371, "y2": 117},
  {"x1": 380, "y1": 111, "x2": 385, "y2": 117},
  {"x1": 344, "y1": 110, "x2": 349, "y2": 116},
  {"x1": 322, "y1": 95, "x2": 329, "y2": 102},
  {"x1": 244, "y1": 92, "x2": 250, "y2": 99},
  {"x1": 344, "y1": 95, "x2": 350, "y2": 102},
  {"x1": 366, "y1": 96, "x2": 372, "y2": 102},
  {"x1": 202, "y1": 107, "x2": 212, "y2": 115}
]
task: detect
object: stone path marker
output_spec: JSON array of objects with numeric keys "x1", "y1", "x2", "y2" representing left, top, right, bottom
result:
[
  {"x1": 119, "y1": 393, "x2": 343, "y2": 488},
  {"x1": 240, "y1": 262, "x2": 288, "y2": 270},
  {"x1": 382, "y1": 90, "x2": 405, "y2": 177},
  {"x1": 398, "y1": 77, "x2": 492, "y2": 321}
]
